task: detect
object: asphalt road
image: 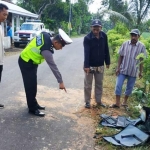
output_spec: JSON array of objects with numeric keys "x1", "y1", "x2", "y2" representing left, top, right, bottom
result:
[{"x1": 0, "y1": 37, "x2": 95, "y2": 150}]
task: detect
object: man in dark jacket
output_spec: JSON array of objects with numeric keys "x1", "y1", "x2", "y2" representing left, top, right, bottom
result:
[{"x1": 83, "y1": 19, "x2": 110, "y2": 108}]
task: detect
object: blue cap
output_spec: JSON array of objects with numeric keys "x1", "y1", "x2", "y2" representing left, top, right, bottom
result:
[{"x1": 91, "y1": 19, "x2": 102, "y2": 27}]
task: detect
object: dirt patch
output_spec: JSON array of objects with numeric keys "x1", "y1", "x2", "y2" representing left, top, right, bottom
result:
[
  {"x1": 15, "y1": 86, "x2": 95, "y2": 149},
  {"x1": 5, "y1": 45, "x2": 24, "y2": 56}
]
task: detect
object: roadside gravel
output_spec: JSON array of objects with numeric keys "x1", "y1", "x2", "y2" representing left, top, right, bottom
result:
[{"x1": 5, "y1": 46, "x2": 23, "y2": 56}]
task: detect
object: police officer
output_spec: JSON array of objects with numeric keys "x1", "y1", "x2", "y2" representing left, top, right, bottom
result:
[{"x1": 18, "y1": 29, "x2": 72, "y2": 117}]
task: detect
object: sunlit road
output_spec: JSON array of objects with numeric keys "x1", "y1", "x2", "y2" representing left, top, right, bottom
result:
[{"x1": 0, "y1": 37, "x2": 95, "y2": 150}]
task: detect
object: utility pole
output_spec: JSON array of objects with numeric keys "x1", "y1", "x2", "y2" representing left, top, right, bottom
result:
[
  {"x1": 68, "y1": 0, "x2": 72, "y2": 36},
  {"x1": 62, "y1": 0, "x2": 78, "y2": 36}
]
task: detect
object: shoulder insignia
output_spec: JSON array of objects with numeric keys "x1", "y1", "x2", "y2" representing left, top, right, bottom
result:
[{"x1": 36, "y1": 34, "x2": 42, "y2": 46}]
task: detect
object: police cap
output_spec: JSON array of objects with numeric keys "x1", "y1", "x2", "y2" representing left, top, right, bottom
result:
[{"x1": 58, "y1": 29, "x2": 73, "y2": 46}]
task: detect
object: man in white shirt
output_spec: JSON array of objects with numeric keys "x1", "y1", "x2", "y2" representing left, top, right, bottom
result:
[{"x1": 0, "y1": 3, "x2": 9, "y2": 108}]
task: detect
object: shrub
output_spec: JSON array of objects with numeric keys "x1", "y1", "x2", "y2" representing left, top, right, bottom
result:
[
  {"x1": 114, "y1": 22, "x2": 129, "y2": 35},
  {"x1": 107, "y1": 23, "x2": 130, "y2": 54}
]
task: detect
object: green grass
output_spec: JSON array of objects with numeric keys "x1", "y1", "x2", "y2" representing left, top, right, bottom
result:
[{"x1": 141, "y1": 32, "x2": 150, "y2": 39}]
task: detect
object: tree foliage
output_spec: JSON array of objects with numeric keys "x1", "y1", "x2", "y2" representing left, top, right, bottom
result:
[
  {"x1": 101, "y1": 0, "x2": 126, "y2": 12},
  {"x1": 17, "y1": 0, "x2": 57, "y2": 19},
  {"x1": 100, "y1": 0, "x2": 150, "y2": 32},
  {"x1": 16, "y1": 0, "x2": 92, "y2": 35}
]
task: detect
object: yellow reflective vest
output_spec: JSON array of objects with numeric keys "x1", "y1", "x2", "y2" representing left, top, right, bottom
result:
[{"x1": 20, "y1": 34, "x2": 45, "y2": 64}]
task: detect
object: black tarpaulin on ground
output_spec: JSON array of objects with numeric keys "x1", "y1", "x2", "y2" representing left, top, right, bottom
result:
[
  {"x1": 99, "y1": 106, "x2": 150, "y2": 147},
  {"x1": 100, "y1": 114, "x2": 142, "y2": 128},
  {"x1": 103, "y1": 124, "x2": 149, "y2": 147}
]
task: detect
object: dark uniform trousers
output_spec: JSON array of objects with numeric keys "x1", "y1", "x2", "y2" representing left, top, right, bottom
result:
[{"x1": 18, "y1": 57, "x2": 39, "y2": 111}]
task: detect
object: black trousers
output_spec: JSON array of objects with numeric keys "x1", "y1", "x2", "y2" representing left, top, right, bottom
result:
[
  {"x1": 18, "y1": 57, "x2": 39, "y2": 111},
  {"x1": 0, "y1": 65, "x2": 3, "y2": 82}
]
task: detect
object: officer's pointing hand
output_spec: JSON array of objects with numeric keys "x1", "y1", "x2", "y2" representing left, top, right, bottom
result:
[{"x1": 59, "y1": 82, "x2": 67, "y2": 93}]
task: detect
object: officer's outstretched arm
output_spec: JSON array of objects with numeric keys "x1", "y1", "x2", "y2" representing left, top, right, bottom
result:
[{"x1": 41, "y1": 50, "x2": 67, "y2": 92}]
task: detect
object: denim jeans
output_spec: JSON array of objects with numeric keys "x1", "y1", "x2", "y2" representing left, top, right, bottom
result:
[{"x1": 115, "y1": 74, "x2": 136, "y2": 96}]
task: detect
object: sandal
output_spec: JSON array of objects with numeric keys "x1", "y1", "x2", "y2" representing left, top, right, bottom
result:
[
  {"x1": 96, "y1": 102, "x2": 106, "y2": 108},
  {"x1": 121, "y1": 104, "x2": 128, "y2": 107},
  {"x1": 109, "y1": 104, "x2": 120, "y2": 108},
  {"x1": 85, "y1": 102, "x2": 91, "y2": 109}
]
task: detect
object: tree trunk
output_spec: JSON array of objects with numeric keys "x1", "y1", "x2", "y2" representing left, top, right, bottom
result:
[{"x1": 37, "y1": 0, "x2": 57, "y2": 19}]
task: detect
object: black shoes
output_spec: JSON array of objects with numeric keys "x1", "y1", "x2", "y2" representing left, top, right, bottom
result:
[
  {"x1": 29, "y1": 109, "x2": 45, "y2": 117},
  {"x1": 37, "y1": 105, "x2": 45, "y2": 110},
  {"x1": 0, "y1": 104, "x2": 4, "y2": 108},
  {"x1": 28, "y1": 104, "x2": 45, "y2": 117}
]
